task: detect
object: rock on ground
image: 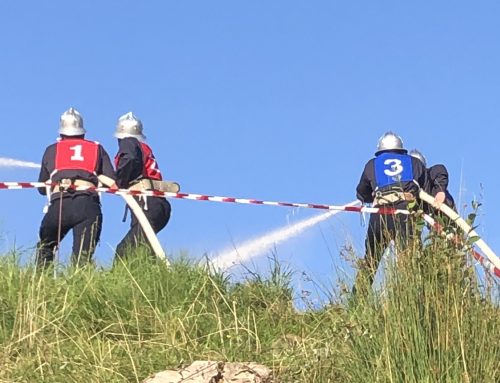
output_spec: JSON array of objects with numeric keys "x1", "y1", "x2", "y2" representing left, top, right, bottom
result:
[{"x1": 143, "y1": 361, "x2": 273, "y2": 383}]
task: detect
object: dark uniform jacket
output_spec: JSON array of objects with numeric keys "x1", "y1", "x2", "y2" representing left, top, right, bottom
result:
[
  {"x1": 114, "y1": 137, "x2": 162, "y2": 189},
  {"x1": 356, "y1": 150, "x2": 427, "y2": 206},
  {"x1": 425, "y1": 164, "x2": 455, "y2": 209}
]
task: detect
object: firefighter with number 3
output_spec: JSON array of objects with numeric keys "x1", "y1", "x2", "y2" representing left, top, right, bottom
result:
[
  {"x1": 353, "y1": 132, "x2": 427, "y2": 294},
  {"x1": 36, "y1": 108, "x2": 117, "y2": 269}
]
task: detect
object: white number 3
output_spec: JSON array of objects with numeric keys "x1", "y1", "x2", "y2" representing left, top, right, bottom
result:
[
  {"x1": 384, "y1": 158, "x2": 403, "y2": 177},
  {"x1": 70, "y1": 145, "x2": 84, "y2": 161}
]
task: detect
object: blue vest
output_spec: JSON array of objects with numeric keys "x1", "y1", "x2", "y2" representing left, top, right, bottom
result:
[{"x1": 374, "y1": 153, "x2": 414, "y2": 189}]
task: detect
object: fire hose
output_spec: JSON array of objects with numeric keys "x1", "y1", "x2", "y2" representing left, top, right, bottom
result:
[
  {"x1": 423, "y1": 213, "x2": 500, "y2": 278},
  {"x1": 97, "y1": 176, "x2": 169, "y2": 265},
  {"x1": 419, "y1": 190, "x2": 500, "y2": 275}
]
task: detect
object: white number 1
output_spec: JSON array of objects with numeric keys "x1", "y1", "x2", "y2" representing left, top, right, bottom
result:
[{"x1": 70, "y1": 145, "x2": 84, "y2": 161}]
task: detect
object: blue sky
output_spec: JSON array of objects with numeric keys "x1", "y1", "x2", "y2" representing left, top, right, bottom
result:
[{"x1": 1, "y1": 1, "x2": 499, "y2": 296}]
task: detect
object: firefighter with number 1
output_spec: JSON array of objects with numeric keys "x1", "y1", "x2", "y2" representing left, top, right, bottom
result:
[{"x1": 36, "y1": 108, "x2": 117, "y2": 268}]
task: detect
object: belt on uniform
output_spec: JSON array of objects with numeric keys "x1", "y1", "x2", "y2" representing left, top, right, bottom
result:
[
  {"x1": 374, "y1": 191, "x2": 415, "y2": 206},
  {"x1": 51, "y1": 179, "x2": 96, "y2": 192}
]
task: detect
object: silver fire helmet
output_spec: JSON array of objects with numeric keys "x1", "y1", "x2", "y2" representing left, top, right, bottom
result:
[
  {"x1": 114, "y1": 112, "x2": 145, "y2": 140},
  {"x1": 59, "y1": 107, "x2": 85, "y2": 136},
  {"x1": 375, "y1": 131, "x2": 406, "y2": 155},
  {"x1": 409, "y1": 149, "x2": 427, "y2": 167}
]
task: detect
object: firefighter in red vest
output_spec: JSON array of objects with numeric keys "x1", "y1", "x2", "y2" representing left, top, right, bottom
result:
[
  {"x1": 113, "y1": 112, "x2": 172, "y2": 260},
  {"x1": 36, "y1": 108, "x2": 116, "y2": 268}
]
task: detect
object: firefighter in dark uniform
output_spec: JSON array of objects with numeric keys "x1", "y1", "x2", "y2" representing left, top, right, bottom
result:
[
  {"x1": 113, "y1": 112, "x2": 172, "y2": 260},
  {"x1": 354, "y1": 132, "x2": 427, "y2": 293},
  {"x1": 409, "y1": 149, "x2": 456, "y2": 211},
  {"x1": 36, "y1": 108, "x2": 117, "y2": 268}
]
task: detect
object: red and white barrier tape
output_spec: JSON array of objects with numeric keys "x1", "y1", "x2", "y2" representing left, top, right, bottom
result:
[
  {"x1": 0, "y1": 182, "x2": 45, "y2": 189},
  {"x1": 2, "y1": 181, "x2": 499, "y2": 277},
  {"x1": 470, "y1": 250, "x2": 500, "y2": 278},
  {"x1": 0, "y1": 181, "x2": 409, "y2": 215}
]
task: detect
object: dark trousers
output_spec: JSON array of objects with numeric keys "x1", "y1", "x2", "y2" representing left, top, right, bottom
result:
[
  {"x1": 36, "y1": 193, "x2": 102, "y2": 268},
  {"x1": 353, "y1": 211, "x2": 412, "y2": 294},
  {"x1": 115, "y1": 196, "x2": 171, "y2": 260}
]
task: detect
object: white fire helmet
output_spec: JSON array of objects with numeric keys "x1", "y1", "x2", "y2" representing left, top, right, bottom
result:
[
  {"x1": 375, "y1": 131, "x2": 406, "y2": 155},
  {"x1": 59, "y1": 107, "x2": 85, "y2": 136},
  {"x1": 114, "y1": 112, "x2": 146, "y2": 141},
  {"x1": 409, "y1": 149, "x2": 427, "y2": 167}
]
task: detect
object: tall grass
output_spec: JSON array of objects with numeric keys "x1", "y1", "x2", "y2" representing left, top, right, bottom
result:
[
  {"x1": 0, "y1": 236, "x2": 498, "y2": 382},
  {"x1": 343, "y1": 231, "x2": 500, "y2": 383}
]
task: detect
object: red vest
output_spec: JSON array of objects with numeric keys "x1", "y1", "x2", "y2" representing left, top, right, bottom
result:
[
  {"x1": 140, "y1": 142, "x2": 162, "y2": 180},
  {"x1": 54, "y1": 139, "x2": 99, "y2": 174}
]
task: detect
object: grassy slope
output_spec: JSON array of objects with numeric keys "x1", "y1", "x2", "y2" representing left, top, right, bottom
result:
[{"x1": 0, "y1": 237, "x2": 498, "y2": 383}]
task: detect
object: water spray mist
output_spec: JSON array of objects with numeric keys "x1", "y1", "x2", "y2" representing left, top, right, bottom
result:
[{"x1": 211, "y1": 200, "x2": 360, "y2": 270}]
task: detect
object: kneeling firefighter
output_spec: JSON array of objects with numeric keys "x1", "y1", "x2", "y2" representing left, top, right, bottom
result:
[
  {"x1": 36, "y1": 108, "x2": 117, "y2": 268},
  {"x1": 113, "y1": 112, "x2": 176, "y2": 260}
]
